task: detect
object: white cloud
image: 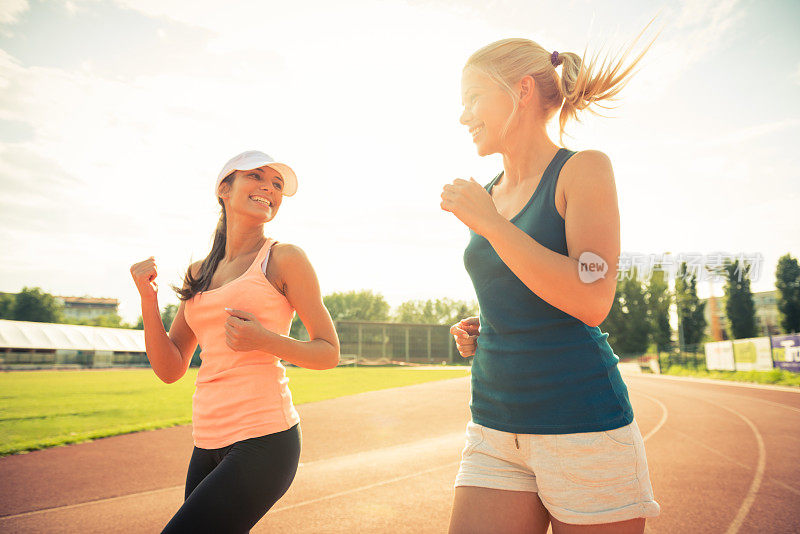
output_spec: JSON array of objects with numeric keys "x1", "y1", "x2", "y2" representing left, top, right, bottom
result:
[
  {"x1": 0, "y1": 0, "x2": 28, "y2": 25},
  {"x1": 701, "y1": 118, "x2": 800, "y2": 148},
  {"x1": 611, "y1": 0, "x2": 745, "y2": 104}
]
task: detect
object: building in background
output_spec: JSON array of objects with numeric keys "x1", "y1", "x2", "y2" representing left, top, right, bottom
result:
[
  {"x1": 0, "y1": 319, "x2": 146, "y2": 369},
  {"x1": 702, "y1": 294, "x2": 729, "y2": 341},
  {"x1": 55, "y1": 296, "x2": 119, "y2": 320},
  {"x1": 701, "y1": 289, "x2": 781, "y2": 341},
  {"x1": 0, "y1": 292, "x2": 120, "y2": 321}
]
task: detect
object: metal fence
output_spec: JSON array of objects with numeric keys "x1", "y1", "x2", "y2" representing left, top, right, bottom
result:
[
  {"x1": 628, "y1": 344, "x2": 708, "y2": 373},
  {"x1": 333, "y1": 320, "x2": 462, "y2": 366},
  {"x1": 658, "y1": 346, "x2": 707, "y2": 370},
  {"x1": 1, "y1": 321, "x2": 465, "y2": 370},
  {"x1": 1, "y1": 349, "x2": 150, "y2": 368}
]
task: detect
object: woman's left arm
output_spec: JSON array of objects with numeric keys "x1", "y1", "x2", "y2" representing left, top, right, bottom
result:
[
  {"x1": 224, "y1": 245, "x2": 340, "y2": 369},
  {"x1": 441, "y1": 150, "x2": 620, "y2": 327}
]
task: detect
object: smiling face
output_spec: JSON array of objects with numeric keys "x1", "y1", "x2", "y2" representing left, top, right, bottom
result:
[
  {"x1": 460, "y1": 67, "x2": 516, "y2": 156},
  {"x1": 218, "y1": 165, "x2": 285, "y2": 222}
]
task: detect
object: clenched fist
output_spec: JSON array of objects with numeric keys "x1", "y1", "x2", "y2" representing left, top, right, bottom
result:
[
  {"x1": 450, "y1": 316, "x2": 480, "y2": 358},
  {"x1": 224, "y1": 308, "x2": 272, "y2": 352},
  {"x1": 440, "y1": 178, "x2": 502, "y2": 237},
  {"x1": 130, "y1": 256, "x2": 159, "y2": 301}
]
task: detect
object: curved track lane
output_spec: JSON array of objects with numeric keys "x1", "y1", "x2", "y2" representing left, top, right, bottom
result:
[{"x1": 1, "y1": 372, "x2": 798, "y2": 533}]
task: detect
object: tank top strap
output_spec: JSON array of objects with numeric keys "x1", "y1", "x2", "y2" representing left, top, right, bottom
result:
[
  {"x1": 259, "y1": 239, "x2": 278, "y2": 275},
  {"x1": 550, "y1": 147, "x2": 577, "y2": 176},
  {"x1": 542, "y1": 147, "x2": 577, "y2": 190},
  {"x1": 514, "y1": 147, "x2": 577, "y2": 226},
  {"x1": 486, "y1": 147, "x2": 574, "y2": 194},
  {"x1": 248, "y1": 237, "x2": 270, "y2": 273},
  {"x1": 484, "y1": 171, "x2": 504, "y2": 191},
  {"x1": 538, "y1": 148, "x2": 575, "y2": 187}
]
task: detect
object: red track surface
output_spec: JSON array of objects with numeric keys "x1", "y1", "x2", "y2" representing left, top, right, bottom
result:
[{"x1": 1, "y1": 372, "x2": 799, "y2": 533}]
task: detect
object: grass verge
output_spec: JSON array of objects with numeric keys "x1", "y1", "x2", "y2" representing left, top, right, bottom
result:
[
  {"x1": 659, "y1": 365, "x2": 800, "y2": 388},
  {"x1": 0, "y1": 366, "x2": 470, "y2": 456}
]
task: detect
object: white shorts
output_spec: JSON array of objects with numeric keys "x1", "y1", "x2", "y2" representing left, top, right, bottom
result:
[{"x1": 454, "y1": 419, "x2": 661, "y2": 525}]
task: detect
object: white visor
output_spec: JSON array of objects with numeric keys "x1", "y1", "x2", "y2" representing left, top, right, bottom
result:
[{"x1": 215, "y1": 150, "x2": 298, "y2": 198}]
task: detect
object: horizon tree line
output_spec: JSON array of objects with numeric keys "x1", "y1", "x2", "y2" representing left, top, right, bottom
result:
[{"x1": 2, "y1": 254, "x2": 799, "y2": 357}]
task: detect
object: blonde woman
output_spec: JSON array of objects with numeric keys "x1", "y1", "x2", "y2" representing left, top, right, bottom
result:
[
  {"x1": 441, "y1": 24, "x2": 662, "y2": 534},
  {"x1": 130, "y1": 151, "x2": 339, "y2": 533}
]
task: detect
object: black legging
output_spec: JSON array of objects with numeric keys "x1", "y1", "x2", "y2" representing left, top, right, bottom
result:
[{"x1": 161, "y1": 423, "x2": 302, "y2": 533}]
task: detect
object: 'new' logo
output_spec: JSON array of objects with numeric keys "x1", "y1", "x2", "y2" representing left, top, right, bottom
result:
[{"x1": 578, "y1": 252, "x2": 608, "y2": 283}]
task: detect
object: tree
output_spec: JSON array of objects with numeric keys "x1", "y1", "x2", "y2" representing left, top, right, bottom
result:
[
  {"x1": 0, "y1": 293, "x2": 15, "y2": 319},
  {"x1": 723, "y1": 258, "x2": 757, "y2": 339},
  {"x1": 600, "y1": 276, "x2": 650, "y2": 356},
  {"x1": 394, "y1": 298, "x2": 478, "y2": 325},
  {"x1": 291, "y1": 290, "x2": 391, "y2": 341},
  {"x1": 601, "y1": 283, "x2": 626, "y2": 351},
  {"x1": 69, "y1": 313, "x2": 131, "y2": 328},
  {"x1": 776, "y1": 253, "x2": 800, "y2": 334},
  {"x1": 13, "y1": 287, "x2": 62, "y2": 323},
  {"x1": 620, "y1": 276, "x2": 651, "y2": 354},
  {"x1": 323, "y1": 290, "x2": 390, "y2": 321},
  {"x1": 129, "y1": 305, "x2": 175, "y2": 331},
  {"x1": 645, "y1": 263, "x2": 671, "y2": 352},
  {"x1": 674, "y1": 262, "x2": 707, "y2": 347},
  {"x1": 289, "y1": 314, "x2": 307, "y2": 340},
  {"x1": 161, "y1": 304, "x2": 178, "y2": 331}
]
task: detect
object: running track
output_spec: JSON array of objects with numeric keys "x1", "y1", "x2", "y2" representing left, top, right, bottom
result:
[{"x1": 1, "y1": 369, "x2": 798, "y2": 533}]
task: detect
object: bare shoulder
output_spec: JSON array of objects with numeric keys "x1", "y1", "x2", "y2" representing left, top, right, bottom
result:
[
  {"x1": 271, "y1": 243, "x2": 312, "y2": 273},
  {"x1": 270, "y1": 243, "x2": 316, "y2": 293},
  {"x1": 562, "y1": 149, "x2": 616, "y2": 193}
]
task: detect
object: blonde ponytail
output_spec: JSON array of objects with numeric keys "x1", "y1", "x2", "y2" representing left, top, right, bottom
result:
[{"x1": 465, "y1": 16, "x2": 662, "y2": 146}]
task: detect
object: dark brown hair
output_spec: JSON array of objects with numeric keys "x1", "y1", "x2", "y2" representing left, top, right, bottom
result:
[{"x1": 171, "y1": 172, "x2": 235, "y2": 301}]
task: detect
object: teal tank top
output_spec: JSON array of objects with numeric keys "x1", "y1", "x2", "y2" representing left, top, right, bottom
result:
[{"x1": 463, "y1": 148, "x2": 634, "y2": 434}]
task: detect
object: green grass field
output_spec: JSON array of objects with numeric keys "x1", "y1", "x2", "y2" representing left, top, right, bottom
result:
[
  {"x1": 0, "y1": 366, "x2": 470, "y2": 457},
  {"x1": 660, "y1": 365, "x2": 800, "y2": 387}
]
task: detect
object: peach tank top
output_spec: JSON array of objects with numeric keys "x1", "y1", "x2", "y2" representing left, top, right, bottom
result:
[{"x1": 183, "y1": 238, "x2": 300, "y2": 449}]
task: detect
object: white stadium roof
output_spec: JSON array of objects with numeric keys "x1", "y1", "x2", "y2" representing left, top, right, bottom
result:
[{"x1": 0, "y1": 320, "x2": 145, "y2": 352}]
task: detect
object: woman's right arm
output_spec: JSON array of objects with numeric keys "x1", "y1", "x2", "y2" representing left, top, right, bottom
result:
[
  {"x1": 130, "y1": 257, "x2": 198, "y2": 384},
  {"x1": 450, "y1": 316, "x2": 480, "y2": 358}
]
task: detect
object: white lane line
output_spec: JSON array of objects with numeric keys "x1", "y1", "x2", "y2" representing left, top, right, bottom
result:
[
  {"x1": 271, "y1": 462, "x2": 460, "y2": 514},
  {"x1": 295, "y1": 432, "x2": 464, "y2": 470},
  {"x1": 0, "y1": 485, "x2": 183, "y2": 521},
  {"x1": 629, "y1": 374, "x2": 800, "y2": 416},
  {"x1": 697, "y1": 398, "x2": 767, "y2": 534},
  {"x1": 0, "y1": 433, "x2": 465, "y2": 521},
  {"x1": 634, "y1": 382, "x2": 773, "y2": 532},
  {"x1": 669, "y1": 427, "x2": 800, "y2": 497},
  {"x1": 632, "y1": 391, "x2": 668, "y2": 443},
  {"x1": 737, "y1": 396, "x2": 800, "y2": 415},
  {"x1": 278, "y1": 390, "x2": 670, "y2": 517},
  {"x1": 625, "y1": 373, "x2": 800, "y2": 394}
]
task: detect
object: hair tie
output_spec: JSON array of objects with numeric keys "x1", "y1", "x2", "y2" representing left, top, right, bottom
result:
[{"x1": 550, "y1": 50, "x2": 562, "y2": 67}]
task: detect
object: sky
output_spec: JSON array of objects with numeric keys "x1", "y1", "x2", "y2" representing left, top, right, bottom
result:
[{"x1": 0, "y1": 0, "x2": 798, "y2": 324}]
